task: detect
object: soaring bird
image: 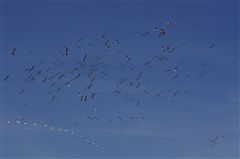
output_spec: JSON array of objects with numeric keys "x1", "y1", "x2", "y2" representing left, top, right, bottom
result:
[
  {"x1": 142, "y1": 32, "x2": 149, "y2": 36},
  {"x1": 153, "y1": 27, "x2": 157, "y2": 32},
  {"x1": 65, "y1": 48, "x2": 69, "y2": 55},
  {"x1": 165, "y1": 45, "x2": 169, "y2": 50},
  {"x1": 83, "y1": 54, "x2": 87, "y2": 62},
  {"x1": 167, "y1": 22, "x2": 171, "y2": 26},
  {"x1": 230, "y1": 61, "x2": 235, "y2": 65},
  {"x1": 180, "y1": 42, "x2": 187, "y2": 46},
  {"x1": 4, "y1": 75, "x2": 9, "y2": 80},
  {"x1": 209, "y1": 44, "x2": 215, "y2": 49},
  {"x1": 172, "y1": 74, "x2": 178, "y2": 79},
  {"x1": 126, "y1": 55, "x2": 131, "y2": 61},
  {"x1": 198, "y1": 73, "x2": 205, "y2": 77},
  {"x1": 162, "y1": 46, "x2": 165, "y2": 52},
  {"x1": 105, "y1": 43, "x2": 110, "y2": 48},
  {"x1": 20, "y1": 89, "x2": 25, "y2": 94},
  {"x1": 115, "y1": 39, "x2": 119, "y2": 44},
  {"x1": 159, "y1": 29, "x2": 165, "y2": 36},
  {"x1": 84, "y1": 95, "x2": 88, "y2": 101},
  {"x1": 101, "y1": 34, "x2": 105, "y2": 39},
  {"x1": 168, "y1": 48, "x2": 175, "y2": 53},
  {"x1": 200, "y1": 63, "x2": 207, "y2": 66},
  {"x1": 27, "y1": 51, "x2": 32, "y2": 55},
  {"x1": 90, "y1": 92, "x2": 95, "y2": 98},
  {"x1": 12, "y1": 48, "x2": 16, "y2": 55}
]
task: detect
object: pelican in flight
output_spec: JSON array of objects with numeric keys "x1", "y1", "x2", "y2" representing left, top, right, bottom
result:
[
  {"x1": 65, "y1": 48, "x2": 69, "y2": 55},
  {"x1": 4, "y1": 75, "x2": 9, "y2": 80},
  {"x1": 159, "y1": 29, "x2": 165, "y2": 36},
  {"x1": 209, "y1": 44, "x2": 215, "y2": 49},
  {"x1": 115, "y1": 39, "x2": 119, "y2": 44},
  {"x1": 142, "y1": 32, "x2": 149, "y2": 36},
  {"x1": 12, "y1": 48, "x2": 16, "y2": 55},
  {"x1": 153, "y1": 27, "x2": 157, "y2": 32},
  {"x1": 101, "y1": 34, "x2": 105, "y2": 39}
]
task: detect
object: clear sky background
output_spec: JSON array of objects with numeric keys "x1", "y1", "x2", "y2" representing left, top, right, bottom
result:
[{"x1": 1, "y1": 0, "x2": 239, "y2": 158}]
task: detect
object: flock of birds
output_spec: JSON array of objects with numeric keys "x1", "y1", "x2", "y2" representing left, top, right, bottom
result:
[
  {"x1": 3, "y1": 21, "x2": 237, "y2": 150},
  {"x1": 206, "y1": 133, "x2": 240, "y2": 148}
]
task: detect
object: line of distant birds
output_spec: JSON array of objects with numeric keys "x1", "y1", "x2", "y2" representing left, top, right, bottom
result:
[
  {"x1": 7, "y1": 118, "x2": 99, "y2": 148},
  {"x1": 206, "y1": 133, "x2": 240, "y2": 148}
]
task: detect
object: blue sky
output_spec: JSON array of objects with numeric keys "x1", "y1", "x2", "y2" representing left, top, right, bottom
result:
[{"x1": 1, "y1": 0, "x2": 239, "y2": 158}]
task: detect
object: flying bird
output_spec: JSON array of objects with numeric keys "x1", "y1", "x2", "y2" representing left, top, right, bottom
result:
[
  {"x1": 172, "y1": 74, "x2": 178, "y2": 79},
  {"x1": 27, "y1": 51, "x2": 32, "y2": 55},
  {"x1": 153, "y1": 27, "x2": 157, "y2": 32},
  {"x1": 162, "y1": 46, "x2": 165, "y2": 52},
  {"x1": 65, "y1": 48, "x2": 69, "y2": 55},
  {"x1": 180, "y1": 42, "x2": 187, "y2": 46},
  {"x1": 89, "y1": 92, "x2": 95, "y2": 98},
  {"x1": 165, "y1": 45, "x2": 169, "y2": 50},
  {"x1": 198, "y1": 73, "x2": 205, "y2": 77},
  {"x1": 165, "y1": 69, "x2": 172, "y2": 72},
  {"x1": 37, "y1": 70, "x2": 42, "y2": 75},
  {"x1": 117, "y1": 49, "x2": 123, "y2": 53},
  {"x1": 126, "y1": 55, "x2": 131, "y2": 61},
  {"x1": 84, "y1": 95, "x2": 88, "y2": 101},
  {"x1": 168, "y1": 48, "x2": 175, "y2": 53},
  {"x1": 142, "y1": 32, "x2": 149, "y2": 36},
  {"x1": 115, "y1": 39, "x2": 119, "y2": 44},
  {"x1": 167, "y1": 22, "x2": 171, "y2": 26},
  {"x1": 209, "y1": 44, "x2": 215, "y2": 49},
  {"x1": 184, "y1": 75, "x2": 190, "y2": 79},
  {"x1": 4, "y1": 75, "x2": 10, "y2": 80},
  {"x1": 229, "y1": 61, "x2": 235, "y2": 65},
  {"x1": 200, "y1": 63, "x2": 207, "y2": 66},
  {"x1": 105, "y1": 118, "x2": 112, "y2": 122},
  {"x1": 159, "y1": 29, "x2": 165, "y2": 36},
  {"x1": 20, "y1": 89, "x2": 25, "y2": 94},
  {"x1": 12, "y1": 48, "x2": 16, "y2": 55},
  {"x1": 101, "y1": 34, "x2": 105, "y2": 39},
  {"x1": 83, "y1": 54, "x2": 87, "y2": 62},
  {"x1": 105, "y1": 43, "x2": 110, "y2": 48}
]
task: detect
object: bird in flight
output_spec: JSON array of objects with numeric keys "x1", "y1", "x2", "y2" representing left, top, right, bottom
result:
[
  {"x1": 153, "y1": 27, "x2": 157, "y2": 32},
  {"x1": 126, "y1": 55, "x2": 131, "y2": 61},
  {"x1": 101, "y1": 34, "x2": 105, "y2": 39},
  {"x1": 209, "y1": 44, "x2": 215, "y2": 49},
  {"x1": 115, "y1": 39, "x2": 119, "y2": 44},
  {"x1": 66, "y1": 48, "x2": 69, "y2": 55},
  {"x1": 159, "y1": 29, "x2": 165, "y2": 36},
  {"x1": 142, "y1": 32, "x2": 149, "y2": 36},
  {"x1": 12, "y1": 48, "x2": 16, "y2": 55},
  {"x1": 167, "y1": 22, "x2": 170, "y2": 26},
  {"x1": 162, "y1": 46, "x2": 165, "y2": 52},
  {"x1": 4, "y1": 75, "x2": 10, "y2": 80}
]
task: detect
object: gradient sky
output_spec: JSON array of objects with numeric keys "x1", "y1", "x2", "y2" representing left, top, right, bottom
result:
[{"x1": 1, "y1": 0, "x2": 239, "y2": 158}]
